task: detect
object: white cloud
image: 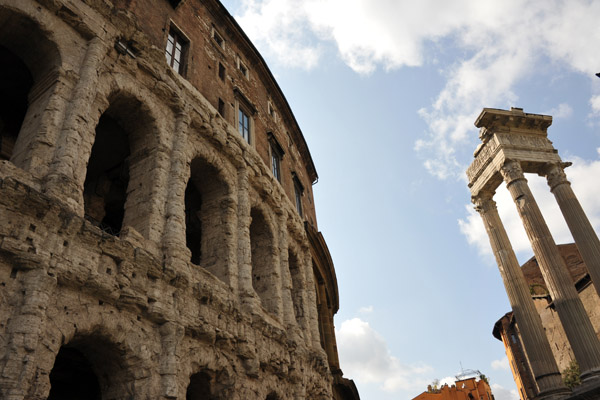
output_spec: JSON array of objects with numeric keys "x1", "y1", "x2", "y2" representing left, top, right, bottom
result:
[
  {"x1": 336, "y1": 318, "x2": 433, "y2": 393},
  {"x1": 543, "y1": 103, "x2": 573, "y2": 120},
  {"x1": 232, "y1": 0, "x2": 600, "y2": 179},
  {"x1": 358, "y1": 305, "x2": 373, "y2": 314},
  {"x1": 491, "y1": 383, "x2": 520, "y2": 400},
  {"x1": 491, "y1": 356, "x2": 510, "y2": 371},
  {"x1": 590, "y1": 95, "x2": 600, "y2": 114},
  {"x1": 459, "y1": 150, "x2": 600, "y2": 261}
]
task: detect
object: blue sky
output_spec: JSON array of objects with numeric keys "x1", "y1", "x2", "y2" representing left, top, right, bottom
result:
[{"x1": 220, "y1": 1, "x2": 600, "y2": 399}]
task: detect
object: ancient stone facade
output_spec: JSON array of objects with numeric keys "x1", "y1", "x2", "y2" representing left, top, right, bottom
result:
[
  {"x1": 0, "y1": 0, "x2": 359, "y2": 399},
  {"x1": 467, "y1": 107, "x2": 600, "y2": 400},
  {"x1": 493, "y1": 244, "x2": 600, "y2": 400}
]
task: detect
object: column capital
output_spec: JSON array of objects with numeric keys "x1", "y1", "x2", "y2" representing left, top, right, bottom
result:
[
  {"x1": 472, "y1": 191, "x2": 497, "y2": 214},
  {"x1": 500, "y1": 159, "x2": 525, "y2": 186},
  {"x1": 543, "y1": 162, "x2": 572, "y2": 191}
]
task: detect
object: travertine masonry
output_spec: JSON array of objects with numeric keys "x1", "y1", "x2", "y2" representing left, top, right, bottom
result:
[{"x1": 0, "y1": 0, "x2": 358, "y2": 398}]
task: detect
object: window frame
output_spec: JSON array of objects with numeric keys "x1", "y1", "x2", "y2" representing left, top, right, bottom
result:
[
  {"x1": 233, "y1": 87, "x2": 256, "y2": 145},
  {"x1": 269, "y1": 132, "x2": 285, "y2": 182},
  {"x1": 165, "y1": 24, "x2": 189, "y2": 76},
  {"x1": 212, "y1": 27, "x2": 225, "y2": 49},
  {"x1": 238, "y1": 107, "x2": 251, "y2": 142},
  {"x1": 237, "y1": 57, "x2": 249, "y2": 79}
]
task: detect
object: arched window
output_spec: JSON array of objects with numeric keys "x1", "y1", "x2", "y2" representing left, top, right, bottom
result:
[
  {"x1": 48, "y1": 347, "x2": 101, "y2": 400},
  {"x1": 0, "y1": 45, "x2": 33, "y2": 161},
  {"x1": 250, "y1": 207, "x2": 278, "y2": 314},
  {"x1": 185, "y1": 157, "x2": 229, "y2": 282},
  {"x1": 186, "y1": 371, "x2": 212, "y2": 400},
  {"x1": 83, "y1": 94, "x2": 157, "y2": 236}
]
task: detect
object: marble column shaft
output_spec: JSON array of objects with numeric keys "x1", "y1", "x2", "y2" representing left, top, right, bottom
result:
[
  {"x1": 474, "y1": 194, "x2": 567, "y2": 396},
  {"x1": 545, "y1": 163, "x2": 600, "y2": 299},
  {"x1": 501, "y1": 160, "x2": 600, "y2": 380}
]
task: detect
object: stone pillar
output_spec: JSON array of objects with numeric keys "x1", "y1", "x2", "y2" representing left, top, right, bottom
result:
[
  {"x1": 545, "y1": 163, "x2": 600, "y2": 299},
  {"x1": 473, "y1": 192, "x2": 568, "y2": 398},
  {"x1": 44, "y1": 37, "x2": 108, "y2": 213},
  {"x1": 501, "y1": 160, "x2": 600, "y2": 381}
]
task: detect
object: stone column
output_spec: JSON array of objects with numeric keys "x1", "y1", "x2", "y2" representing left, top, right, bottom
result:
[
  {"x1": 501, "y1": 160, "x2": 600, "y2": 382},
  {"x1": 473, "y1": 192, "x2": 568, "y2": 398},
  {"x1": 545, "y1": 163, "x2": 600, "y2": 299},
  {"x1": 44, "y1": 36, "x2": 108, "y2": 212}
]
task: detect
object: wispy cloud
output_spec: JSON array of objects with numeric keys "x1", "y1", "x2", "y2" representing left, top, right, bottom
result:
[
  {"x1": 492, "y1": 383, "x2": 520, "y2": 400},
  {"x1": 232, "y1": 0, "x2": 600, "y2": 179},
  {"x1": 358, "y1": 305, "x2": 373, "y2": 314},
  {"x1": 336, "y1": 318, "x2": 433, "y2": 393},
  {"x1": 491, "y1": 356, "x2": 510, "y2": 371}
]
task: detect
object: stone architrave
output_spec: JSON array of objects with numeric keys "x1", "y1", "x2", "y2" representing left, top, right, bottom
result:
[
  {"x1": 545, "y1": 163, "x2": 600, "y2": 299},
  {"x1": 473, "y1": 193, "x2": 568, "y2": 398}
]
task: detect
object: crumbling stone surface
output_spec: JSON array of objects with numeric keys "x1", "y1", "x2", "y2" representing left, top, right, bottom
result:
[{"x1": 0, "y1": 0, "x2": 358, "y2": 398}]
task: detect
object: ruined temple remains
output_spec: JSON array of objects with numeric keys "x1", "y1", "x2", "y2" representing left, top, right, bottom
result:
[
  {"x1": 0, "y1": 0, "x2": 359, "y2": 398},
  {"x1": 467, "y1": 107, "x2": 600, "y2": 400}
]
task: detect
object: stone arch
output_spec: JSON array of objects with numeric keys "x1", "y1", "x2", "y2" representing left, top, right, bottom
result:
[
  {"x1": 47, "y1": 333, "x2": 138, "y2": 400},
  {"x1": 83, "y1": 88, "x2": 161, "y2": 237},
  {"x1": 0, "y1": 4, "x2": 62, "y2": 167},
  {"x1": 185, "y1": 155, "x2": 232, "y2": 283},
  {"x1": 250, "y1": 205, "x2": 281, "y2": 316},
  {"x1": 186, "y1": 371, "x2": 212, "y2": 400},
  {"x1": 266, "y1": 391, "x2": 283, "y2": 400}
]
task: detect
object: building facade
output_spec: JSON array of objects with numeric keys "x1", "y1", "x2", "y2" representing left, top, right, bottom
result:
[
  {"x1": 412, "y1": 377, "x2": 494, "y2": 400},
  {"x1": 493, "y1": 244, "x2": 600, "y2": 400},
  {"x1": 0, "y1": 0, "x2": 359, "y2": 398}
]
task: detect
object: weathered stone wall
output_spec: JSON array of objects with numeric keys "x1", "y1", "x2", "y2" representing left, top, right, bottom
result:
[{"x1": 0, "y1": 0, "x2": 357, "y2": 398}]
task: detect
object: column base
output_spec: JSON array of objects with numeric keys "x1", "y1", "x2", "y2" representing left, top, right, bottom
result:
[
  {"x1": 536, "y1": 386, "x2": 571, "y2": 400},
  {"x1": 569, "y1": 376, "x2": 600, "y2": 400}
]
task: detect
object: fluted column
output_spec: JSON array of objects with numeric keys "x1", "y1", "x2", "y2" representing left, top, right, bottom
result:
[
  {"x1": 501, "y1": 160, "x2": 600, "y2": 382},
  {"x1": 473, "y1": 192, "x2": 568, "y2": 398},
  {"x1": 545, "y1": 163, "x2": 600, "y2": 299}
]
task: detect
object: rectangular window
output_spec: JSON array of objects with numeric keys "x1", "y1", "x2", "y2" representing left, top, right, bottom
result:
[
  {"x1": 212, "y1": 28, "x2": 224, "y2": 48},
  {"x1": 218, "y1": 62, "x2": 225, "y2": 81},
  {"x1": 218, "y1": 98, "x2": 225, "y2": 117},
  {"x1": 238, "y1": 108, "x2": 250, "y2": 142},
  {"x1": 238, "y1": 58, "x2": 249, "y2": 78},
  {"x1": 166, "y1": 28, "x2": 187, "y2": 75},
  {"x1": 269, "y1": 133, "x2": 284, "y2": 182},
  {"x1": 293, "y1": 173, "x2": 304, "y2": 217}
]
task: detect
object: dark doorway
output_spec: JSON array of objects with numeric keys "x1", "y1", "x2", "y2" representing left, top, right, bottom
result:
[
  {"x1": 0, "y1": 45, "x2": 33, "y2": 161},
  {"x1": 47, "y1": 347, "x2": 101, "y2": 400},
  {"x1": 186, "y1": 371, "x2": 212, "y2": 400}
]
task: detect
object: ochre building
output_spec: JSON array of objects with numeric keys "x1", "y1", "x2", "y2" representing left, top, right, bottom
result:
[
  {"x1": 0, "y1": 0, "x2": 359, "y2": 399},
  {"x1": 412, "y1": 377, "x2": 494, "y2": 400},
  {"x1": 493, "y1": 244, "x2": 600, "y2": 400}
]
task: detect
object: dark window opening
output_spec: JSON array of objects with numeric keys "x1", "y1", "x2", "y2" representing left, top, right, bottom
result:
[
  {"x1": 218, "y1": 98, "x2": 225, "y2": 117},
  {"x1": 166, "y1": 28, "x2": 187, "y2": 75},
  {"x1": 84, "y1": 114, "x2": 130, "y2": 235},
  {"x1": 0, "y1": 45, "x2": 33, "y2": 161},
  {"x1": 185, "y1": 178, "x2": 203, "y2": 265},
  {"x1": 168, "y1": 0, "x2": 183, "y2": 8},
  {"x1": 218, "y1": 62, "x2": 225, "y2": 81},
  {"x1": 213, "y1": 29, "x2": 224, "y2": 48},
  {"x1": 269, "y1": 133, "x2": 284, "y2": 182},
  {"x1": 186, "y1": 371, "x2": 212, "y2": 400},
  {"x1": 48, "y1": 347, "x2": 101, "y2": 400},
  {"x1": 292, "y1": 173, "x2": 304, "y2": 217}
]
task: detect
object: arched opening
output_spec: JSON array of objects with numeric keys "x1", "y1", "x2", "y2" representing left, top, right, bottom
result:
[
  {"x1": 185, "y1": 157, "x2": 229, "y2": 281},
  {"x1": 84, "y1": 113, "x2": 130, "y2": 234},
  {"x1": 250, "y1": 207, "x2": 278, "y2": 314},
  {"x1": 186, "y1": 371, "x2": 212, "y2": 400},
  {"x1": 83, "y1": 94, "x2": 156, "y2": 236},
  {"x1": 0, "y1": 8, "x2": 61, "y2": 167},
  {"x1": 288, "y1": 250, "x2": 304, "y2": 325},
  {"x1": 0, "y1": 45, "x2": 33, "y2": 161},
  {"x1": 48, "y1": 347, "x2": 101, "y2": 400},
  {"x1": 266, "y1": 393, "x2": 280, "y2": 400},
  {"x1": 47, "y1": 335, "x2": 136, "y2": 400}
]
